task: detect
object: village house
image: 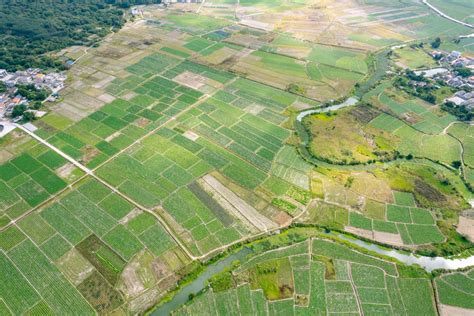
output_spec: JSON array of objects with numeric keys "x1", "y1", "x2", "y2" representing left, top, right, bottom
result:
[
  {"x1": 446, "y1": 90, "x2": 474, "y2": 110},
  {"x1": 0, "y1": 69, "x2": 66, "y2": 94}
]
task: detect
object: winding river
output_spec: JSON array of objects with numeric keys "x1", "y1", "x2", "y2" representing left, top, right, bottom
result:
[
  {"x1": 152, "y1": 232, "x2": 474, "y2": 315},
  {"x1": 151, "y1": 247, "x2": 253, "y2": 315},
  {"x1": 152, "y1": 96, "x2": 474, "y2": 315},
  {"x1": 296, "y1": 97, "x2": 359, "y2": 122},
  {"x1": 338, "y1": 235, "x2": 474, "y2": 272},
  {"x1": 296, "y1": 98, "x2": 474, "y2": 271}
]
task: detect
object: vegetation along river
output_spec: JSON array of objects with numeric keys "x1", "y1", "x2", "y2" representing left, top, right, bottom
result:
[
  {"x1": 153, "y1": 232, "x2": 474, "y2": 315},
  {"x1": 154, "y1": 92, "x2": 474, "y2": 314}
]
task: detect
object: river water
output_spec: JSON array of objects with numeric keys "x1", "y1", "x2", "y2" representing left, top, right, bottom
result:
[
  {"x1": 296, "y1": 97, "x2": 359, "y2": 122},
  {"x1": 151, "y1": 247, "x2": 253, "y2": 315},
  {"x1": 295, "y1": 97, "x2": 474, "y2": 271},
  {"x1": 152, "y1": 95, "x2": 474, "y2": 314},
  {"x1": 338, "y1": 235, "x2": 474, "y2": 272},
  {"x1": 151, "y1": 234, "x2": 474, "y2": 315}
]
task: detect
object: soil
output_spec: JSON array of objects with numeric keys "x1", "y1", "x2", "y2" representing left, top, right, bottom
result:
[
  {"x1": 345, "y1": 226, "x2": 373, "y2": 239},
  {"x1": 439, "y1": 304, "x2": 474, "y2": 316},
  {"x1": 373, "y1": 231, "x2": 404, "y2": 247},
  {"x1": 414, "y1": 179, "x2": 446, "y2": 203},
  {"x1": 457, "y1": 215, "x2": 474, "y2": 242}
]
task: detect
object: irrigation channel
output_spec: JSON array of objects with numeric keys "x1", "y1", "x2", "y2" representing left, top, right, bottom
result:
[{"x1": 153, "y1": 98, "x2": 474, "y2": 315}]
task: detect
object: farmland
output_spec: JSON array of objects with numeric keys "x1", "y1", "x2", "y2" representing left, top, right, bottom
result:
[
  {"x1": 304, "y1": 83, "x2": 462, "y2": 166},
  {"x1": 173, "y1": 235, "x2": 438, "y2": 316},
  {"x1": 300, "y1": 71, "x2": 474, "y2": 251},
  {"x1": 0, "y1": 175, "x2": 190, "y2": 314},
  {"x1": 1, "y1": 0, "x2": 473, "y2": 314},
  {"x1": 435, "y1": 269, "x2": 474, "y2": 311}
]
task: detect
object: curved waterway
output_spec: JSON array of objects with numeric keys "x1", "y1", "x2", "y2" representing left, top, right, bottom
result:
[
  {"x1": 152, "y1": 235, "x2": 474, "y2": 315},
  {"x1": 151, "y1": 247, "x2": 253, "y2": 315},
  {"x1": 296, "y1": 97, "x2": 359, "y2": 122},
  {"x1": 338, "y1": 235, "x2": 474, "y2": 272},
  {"x1": 153, "y1": 96, "x2": 474, "y2": 315},
  {"x1": 293, "y1": 97, "x2": 474, "y2": 272}
]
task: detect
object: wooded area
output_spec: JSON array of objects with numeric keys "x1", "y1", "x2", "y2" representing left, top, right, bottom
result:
[{"x1": 0, "y1": 1, "x2": 161, "y2": 71}]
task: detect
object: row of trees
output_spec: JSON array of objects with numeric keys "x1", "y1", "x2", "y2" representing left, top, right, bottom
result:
[{"x1": 441, "y1": 101, "x2": 473, "y2": 122}]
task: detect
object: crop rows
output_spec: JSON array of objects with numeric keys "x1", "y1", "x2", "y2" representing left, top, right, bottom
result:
[{"x1": 174, "y1": 238, "x2": 437, "y2": 315}]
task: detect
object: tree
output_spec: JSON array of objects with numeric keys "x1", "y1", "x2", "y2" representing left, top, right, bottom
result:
[
  {"x1": 16, "y1": 84, "x2": 49, "y2": 101},
  {"x1": 422, "y1": 93, "x2": 436, "y2": 104},
  {"x1": 11, "y1": 104, "x2": 27, "y2": 117},
  {"x1": 31, "y1": 101, "x2": 42, "y2": 109},
  {"x1": 0, "y1": 2, "x2": 131, "y2": 71},
  {"x1": 441, "y1": 101, "x2": 473, "y2": 121},
  {"x1": 431, "y1": 37, "x2": 441, "y2": 49},
  {"x1": 457, "y1": 68, "x2": 472, "y2": 78},
  {"x1": 451, "y1": 160, "x2": 462, "y2": 169},
  {"x1": 22, "y1": 111, "x2": 36, "y2": 122}
]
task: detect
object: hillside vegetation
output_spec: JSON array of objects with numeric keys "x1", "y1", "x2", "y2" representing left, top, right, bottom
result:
[{"x1": 0, "y1": 1, "x2": 160, "y2": 71}]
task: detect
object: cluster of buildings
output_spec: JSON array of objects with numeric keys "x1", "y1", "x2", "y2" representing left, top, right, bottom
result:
[
  {"x1": 428, "y1": 50, "x2": 474, "y2": 88},
  {"x1": 0, "y1": 68, "x2": 66, "y2": 92},
  {"x1": 0, "y1": 68, "x2": 66, "y2": 120},
  {"x1": 446, "y1": 91, "x2": 474, "y2": 110},
  {"x1": 0, "y1": 94, "x2": 28, "y2": 120}
]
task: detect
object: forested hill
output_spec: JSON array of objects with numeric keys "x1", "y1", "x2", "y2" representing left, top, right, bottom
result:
[{"x1": 0, "y1": 1, "x2": 161, "y2": 72}]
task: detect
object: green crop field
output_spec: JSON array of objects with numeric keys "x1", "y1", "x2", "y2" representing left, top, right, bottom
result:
[
  {"x1": 435, "y1": 270, "x2": 474, "y2": 309},
  {"x1": 0, "y1": 175, "x2": 188, "y2": 314},
  {"x1": 0, "y1": 145, "x2": 82, "y2": 222},
  {"x1": 1, "y1": 1, "x2": 473, "y2": 314},
  {"x1": 173, "y1": 236, "x2": 437, "y2": 315},
  {"x1": 346, "y1": 191, "x2": 442, "y2": 245}
]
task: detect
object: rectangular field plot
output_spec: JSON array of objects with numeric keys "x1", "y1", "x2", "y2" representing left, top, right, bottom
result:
[
  {"x1": 435, "y1": 269, "x2": 474, "y2": 309},
  {"x1": 345, "y1": 194, "x2": 441, "y2": 246},
  {"x1": 369, "y1": 113, "x2": 404, "y2": 132},
  {"x1": 0, "y1": 176, "x2": 187, "y2": 315},
  {"x1": 0, "y1": 252, "x2": 42, "y2": 314},
  {"x1": 0, "y1": 143, "x2": 83, "y2": 221},
  {"x1": 7, "y1": 240, "x2": 95, "y2": 314},
  {"x1": 307, "y1": 43, "x2": 368, "y2": 74},
  {"x1": 271, "y1": 146, "x2": 313, "y2": 190}
]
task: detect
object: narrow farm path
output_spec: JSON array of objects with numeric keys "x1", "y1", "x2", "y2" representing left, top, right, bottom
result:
[
  {"x1": 347, "y1": 262, "x2": 364, "y2": 316},
  {"x1": 15, "y1": 124, "x2": 197, "y2": 261}
]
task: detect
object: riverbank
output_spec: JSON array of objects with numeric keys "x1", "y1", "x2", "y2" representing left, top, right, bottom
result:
[{"x1": 150, "y1": 225, "x2": 474, "y2": 315}]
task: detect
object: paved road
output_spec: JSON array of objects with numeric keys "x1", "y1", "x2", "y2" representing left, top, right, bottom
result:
[
  {"x1": 422, "y1": 0, "x2": 473, "y2": 29},
  {"x1": 16, "y1": 124, "x2": 93, "y2": 175}
]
